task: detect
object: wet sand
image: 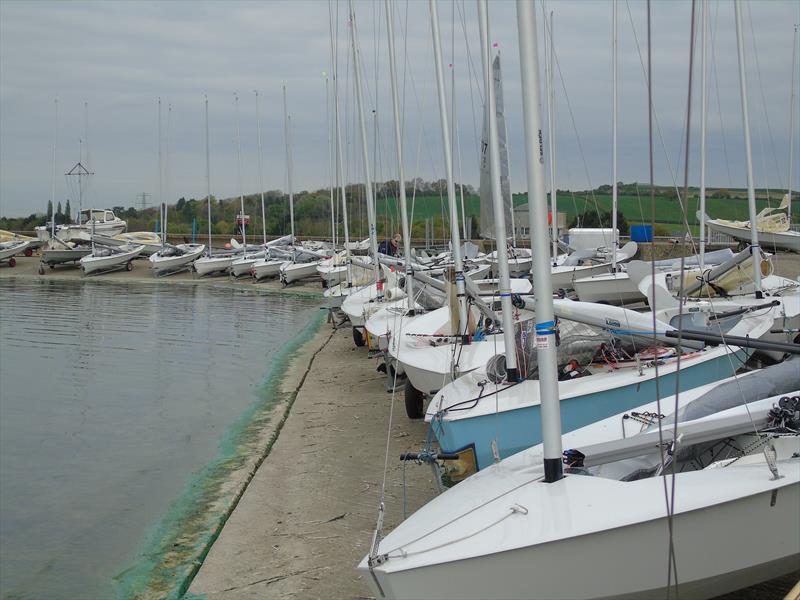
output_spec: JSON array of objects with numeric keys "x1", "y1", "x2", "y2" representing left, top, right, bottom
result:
[{"x1": 0, "y1": 254, "x2": 325, "y2": 297}]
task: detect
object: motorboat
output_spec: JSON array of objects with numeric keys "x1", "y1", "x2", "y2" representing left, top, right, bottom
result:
[
  {"x1": 37, "y1": 208, "x2": 127, "y2": 242},
  {"x1": 149, "y1": 243, "x2": 206, "y2": 276},
  {"x1": 79, "y1": 244, "x2": 144, "y2": 275},
  {"x1": 0, "y1": 240, "x2": 30, "y2": 267}
]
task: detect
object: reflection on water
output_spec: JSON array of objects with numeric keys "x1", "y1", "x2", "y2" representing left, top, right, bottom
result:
[{"x1": 0, "y1": 279, "x2": 319, "y2": 599}]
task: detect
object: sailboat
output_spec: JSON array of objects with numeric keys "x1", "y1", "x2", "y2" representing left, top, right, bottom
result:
[
  {"x1": 358, "y1": 5, "x2": 799, "y2": 598},
  {"x1": 705, "y1": 195, "x2": 799, "y2": 253},
  {"x1": 0, "y1": 240, "x2": 30, "y2": 267},
  {"x1": 148, "y1": 203, "x2": 205, "y2": 275}
]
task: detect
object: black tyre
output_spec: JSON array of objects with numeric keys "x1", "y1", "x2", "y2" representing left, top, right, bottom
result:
[
  {"x1": 8, "y1": 257, "x2": 16, "y2": 268},
  {"x1": 352, "y1": 327, "x2": 366, "y2": 347},
  {"x1": 24, "y1": 248, "x2": 33, "y2": 257},
  {"x1": 404, "y1": 380, "x2": 424, "y2": 419},
  {"x1": 126, "y1": 261, "x2": 133, "y2": 271}
]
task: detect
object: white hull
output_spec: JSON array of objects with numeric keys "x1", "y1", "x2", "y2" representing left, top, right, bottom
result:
[
  {"x1": 0, "y1": 240, "x2": 30, "y2": 261},
  {"x1": 361, "y1": 379, "x2": 800, "y2": 600},
  {"x1": 573, "y1": 271, "x2": 644, "y2": 305},
  {"x1": 550, "y1": 261, "x2": 612, "y2": 290},
  {"x1": 230, "y1": 252, "x2": 266, "y2": 277},
  {"x1": 707, "y1": 218, "x2": 800, "y2": 253},
  {"x1": 80, "y1": 245, "x2": 144, "y2": 275},
  {"x1": 280, "y1": 261, "x2": 321, "y2": 284},
  {"x1": 148, "y1": 244, "x2": 206, "y2": 274},
  {"x1": 251, "y1": 259, "x2": 285, "y2": 280},
  {"x1": 193, "y1": 255, "x2": 234, "y2": 276}
]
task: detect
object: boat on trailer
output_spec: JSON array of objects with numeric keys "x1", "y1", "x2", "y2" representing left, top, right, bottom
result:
[
  {"x1": 80, "y1": 244, "x2": 144, "y2": 275},
  {"x1": 0, "y1": 240, "x2": 30, "y2": 267}
]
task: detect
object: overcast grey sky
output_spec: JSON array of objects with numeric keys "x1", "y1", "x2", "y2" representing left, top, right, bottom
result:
[{"x1": 1, "y1": 0, "x2": 798, "y2": 217}]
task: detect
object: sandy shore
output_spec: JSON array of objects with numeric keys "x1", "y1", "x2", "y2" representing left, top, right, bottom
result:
[
  {"x1": 0, "y1": 253, "x2": 325, "y2": 298},
  {"x1": 186, "y1": 323, "x2": 438, "y2": 599}
]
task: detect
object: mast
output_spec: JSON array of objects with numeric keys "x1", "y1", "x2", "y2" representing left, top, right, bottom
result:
[
  {"x1": 50, "y1": 98, "x2": 58, "y2": 239},
  {"x1": 165, "y1": 103, "x2": 171, "y2": 247},
  {"x1": 788, "y1": 24, "x2": 798, "y2": 222},
  {"x1": 478, "y1": 0, "x2": 516, "y2": 376},
  {"x1": 385, "y1": 0, "x2": 414, "y2": 308},
  {"x1": 611, "y1": 2, "x2": 618, "y2": 270},
  {"x1": 516, "y1": 0, "x2": 563, "y2": 483},
  {"x1": 205, "y1": 95, "x2": 212, "y2": 253},
  {"x1": 431, "y1": 0, "x2": 469, "y2": 340},
  {"x1": 157, "y1": 97, "x2": 163, "y2": 247},
  {"x1": 234, "y1": 93, "x2": 247, "y2": 249},
  {"x1": 325, "y1": 74, "x2": 336, "y2": 248},
  {"x1": 330, "y1": 0, "x2": 352, "y2": 284},
  {"x1": 349, "y1": 0, "x2": 382, "y2": 295},
  {"x1": 699, "y1": 0, "x2": 708, "y2": 269},
  {"x1": 282, "y1": 86, "x2": 296, "y2": 252},
  {"x1": 734, "y1": 2, "x2": 762, "y2": 296},
  {"x1": 547, "y1": 9, "x2": 558, "y2": 266},
  {"x1": 255, "y1": 90, "x2": 267, "y2": 245}
]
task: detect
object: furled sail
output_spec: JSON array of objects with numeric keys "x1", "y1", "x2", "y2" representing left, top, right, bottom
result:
[{"x1": 479, "y1": 53, "x2": 513, "y2": 240}]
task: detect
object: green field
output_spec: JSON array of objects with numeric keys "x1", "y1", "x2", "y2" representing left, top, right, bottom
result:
[{"x1": 373, "y1": 190, "x2": 798, "y2": 237}]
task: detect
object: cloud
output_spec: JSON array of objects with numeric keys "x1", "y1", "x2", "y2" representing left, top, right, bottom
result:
[{"x1": 1, "y1": 0, "x2": 797, "y2": 219}]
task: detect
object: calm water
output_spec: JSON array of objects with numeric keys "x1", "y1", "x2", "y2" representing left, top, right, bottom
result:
[{"x1": 0, "y1": 279, "x2": 319, "y2": 599}]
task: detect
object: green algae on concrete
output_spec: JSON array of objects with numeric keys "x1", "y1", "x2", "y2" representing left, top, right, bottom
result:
[{"x1": 113, "y1": 310, "x2": 327, "y2": 600}]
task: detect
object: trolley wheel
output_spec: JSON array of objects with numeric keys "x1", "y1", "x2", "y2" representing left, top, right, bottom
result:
[
  {"x1": 38, "y1": 264, "x2": 45, "y2": 275},
  {"x1": 352, "y1": 327, "x2": 366, "y2": 347},
  {"x1": 8, "y1": 257, "x2": 16, "y2": 268},
  {"x1": 126, "y1": 261, "x2": 134, "y2": 271},
  {"x1": 49, "y1": 264, "x2": 55, "y2": 269},
  {"x1": 404, "y1": 380, "x2": 425, "y2": 419},
  {"x1": 24, "y1": 248, "x2": 33, "y2": 257}
]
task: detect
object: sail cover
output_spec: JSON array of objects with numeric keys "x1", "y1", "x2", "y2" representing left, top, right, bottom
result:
[{"x1": 479, "y1": 54, "x2": 513, "y2": 240}]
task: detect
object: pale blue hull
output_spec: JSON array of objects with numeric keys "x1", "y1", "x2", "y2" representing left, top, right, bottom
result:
[{"x1": 432, "y1": 351, "x2": 745, "y2": 470}]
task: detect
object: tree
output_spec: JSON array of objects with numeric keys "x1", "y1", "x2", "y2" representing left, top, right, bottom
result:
[
  {"x1": 64, "y1": 199, "x2": 72, "y2": 223},
  {"x1": 46, "y1": 200, "x2": 53, "y2": 219},
  {"x1": 55, "y1": 201, "x2": 63, "y2": 224}
]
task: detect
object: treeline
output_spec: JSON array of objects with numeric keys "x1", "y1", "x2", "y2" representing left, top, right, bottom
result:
[{"x1": 0, "y1": 179, "x2": 477, "y2": 239}]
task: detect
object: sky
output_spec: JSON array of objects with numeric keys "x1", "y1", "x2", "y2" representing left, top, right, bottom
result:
[{"x1": 0, "y1": 0, "x2": 798, "y2": 218}]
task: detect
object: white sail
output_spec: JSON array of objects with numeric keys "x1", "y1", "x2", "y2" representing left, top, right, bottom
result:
[{"x1": 479, "y1": 54, "x2": 512, "y2": 240}]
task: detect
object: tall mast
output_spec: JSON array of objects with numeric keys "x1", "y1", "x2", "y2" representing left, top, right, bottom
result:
[
  {"x1": 255, "y1": 90, "x2": 267, "y2": 245},
  {"x1": 234, "y1": 93, "x2": 247, "y2": 248},
  {"x1": 385, "y1": 0, "x2": 414, "y2": 308},
  {"x1": 205, "y1": 95, "x2": 212, "y2": 251},
  {"x1": 165, "y1": 103, "x2": 171, "y2": 245},
  {"x1": 50, "y1": 98, "x2": 58, "y2": 239},
  {"x1": 734, "y1": 1, "x2": 762, "y2": 296},
  {"x1": 282, "y1": 86, "x2": 296, "y2": 249},
  {"x1": 349, "y1": 0, "x2": 382, "y2": 294},
  {"x1": 478, "y1": 0, "x2": 516, "y2": 376},
  {"x1": 330, "y1": 0, "x2": 351, "y2": 284},
  {"x1": 157, "y1": 97, "x2": 163, "y2": 245},
  {"x1": 788, "y1": 24, "x2": 798, "y2": 222},
  {"x1": 611, "y1": 1, "x2": 618, "y2": 270},
  {"x1": 325, "y1": 74, "x2": 336, "y2": 247},
  {"x1": 547, "y1": 9, "x2": 558, "y2": 265},
  {"x1": 517, "y1": 0, "x2": 562, "y2": 483},
  {"x1": 431, "y1": 0, "x2": 468, "y2": 340},
  {"x1": 699, "y1": 0, "x2": 708, "y2": 269}
]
